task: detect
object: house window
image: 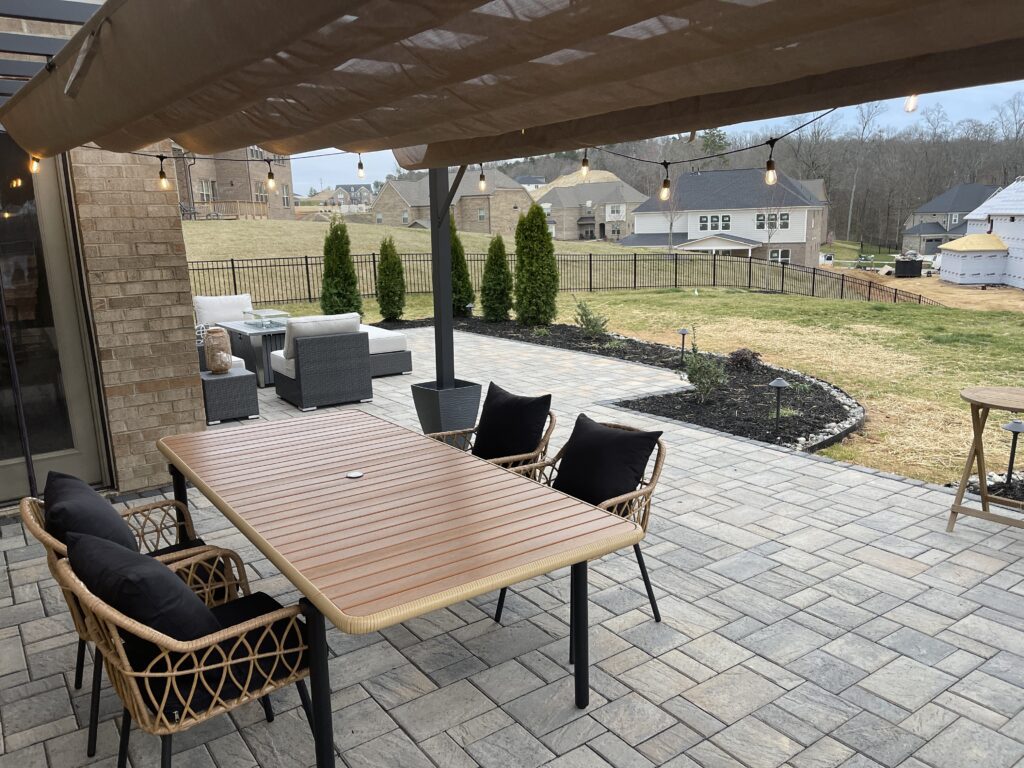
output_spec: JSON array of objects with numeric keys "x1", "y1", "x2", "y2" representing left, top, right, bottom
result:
[
  {"x1": 769, "y1": 249, "x2": 791, "y2": 264},
  {"x1": 254, "y1": 181, "x2": 268, "y2": 204},
  {"x1": 699, "y1": 215, "x2": 708, "y2": 231},
  {"x1": 198, "y1": 178, "x2": 217, "y2": 202},
  {"x1": 247, "y1": 146, "x2": 265, "y2": 160},
  {"x1": 375, "y1": 213, "x2": 383, "y2": 224},
  {"x1": 756, "y1": 214, "x2": 765, "y2": 230},
  {"x1": 779, "y1": 213, "x2": 790, "y2": 230},
  {"x1": 402, "y1": 210, "x2": 409, "y2": 224},
  {"x1": 722, "y1": 215, "x2": 731, "y2": 231},
  {"x1": 710, "y1": 215, "x2": 720, "y2": 231},
  {"x1": 282, "y1": 184, "x2": 291, "y2": 207},
  {"x1": 950, "y1": 213, "x2": 959, "y2": 225},
  {"x1": 478, "y1": 208, "x2": 486, "y2": 221},
  {"x1": 767, "y1": 213, "x2": 778, "y2": 229},
  {"x1": 609, "y1": 204, "x2": 623, "y2": 216}
]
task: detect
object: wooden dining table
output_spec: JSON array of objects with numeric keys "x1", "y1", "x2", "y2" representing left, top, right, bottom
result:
[{"x1": 158, "y1": 410, "x2": 643, "y2": 768}]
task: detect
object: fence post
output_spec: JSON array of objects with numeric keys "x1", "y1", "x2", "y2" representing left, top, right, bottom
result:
[
  {"x1": 633, "y1": 253, "x2": 637, "y2": 289},
  {"x1": 918, "y1": 293, "x2": 922, "y2": 305},
  {"x1": 673, "y1": 251, "x2": 678, "y2": 288},
  {"x1": 712, "y1": 253, "x2": 718, "y2": 286},
  {"x1": 304, "y1": 255, "x2": 313, "y2": 302},
  {"x1": 230, "y1": 258, "x2": 238, "y2": 294},
  {"x1": 811, "y1": 268, "x2": 817, "y2": 297},
  {"x1": 748, "y1": 257, "x2": 753, "y2": 288},
  {"x1": 840, "y1": 273, "x2": 845, "y2": 299},
  {"x1": 867, "y1": 281, "x2": 872, "y2": 302},
  {"x1": 894, "y1": 289, "x2": 899, "y2": 304},
  {"x1": 589, "y1": 253, "x2": 593, "y2": 292},
  {"x1": 780, "y1": 262, "x2": 786, "y2": 294},
  {"x1": 371, "y1": 252, "x2": 378, "y2": 292}
]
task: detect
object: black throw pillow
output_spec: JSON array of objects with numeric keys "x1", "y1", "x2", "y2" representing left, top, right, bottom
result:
[
  {"x1": 472, "y1": 383, "x2": 551, "y2": 461},
  {"x1": 43, "y1": 471, "x2": 138, "y2": 551},
  {"x1": 551, "y1": 414, "x2": 662, "y2": 507},
  {"x1": 66, "y1": 532, "x2": 219, "y2": 642}
]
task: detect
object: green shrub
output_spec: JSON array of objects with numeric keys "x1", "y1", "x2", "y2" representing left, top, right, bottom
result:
[
  {"x1": 480, "y1": 235, "x2": 513, "y2": 322},
  {"x1": 375, "y1": 235, "x2": 405, "y2": 321},
  {"x1": 573, "y1": 295, "x2": 608, "y2": 338},
  {"x1": 450, "y1": 219, "x2": 475, "y2": 316},
  {"x1": 514, "y1": 204, "x2": 558, "y2": 326},
  {"x1": 320, "y1": 216, "x2": 362, "y2": 315},
  {"x1": 686, "y1": 353, "x2": 728, "y2": 403}
]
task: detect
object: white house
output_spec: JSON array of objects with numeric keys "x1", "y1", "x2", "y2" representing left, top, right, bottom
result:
[
  {"x1": 620, "y1": 168, "x2": 827, "y2": 268},
  {"x1": 939, "y1": 177, "x2": 1024, "y2": 289}
]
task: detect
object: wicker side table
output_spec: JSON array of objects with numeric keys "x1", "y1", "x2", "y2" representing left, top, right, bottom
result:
[{"x1": 200, "y1": 369, "x2": 259, "y2": 425}]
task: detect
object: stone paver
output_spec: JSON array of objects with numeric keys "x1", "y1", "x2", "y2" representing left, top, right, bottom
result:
[{"x1": 3, "y1": 328, "x2": 1024, "y2": 767}]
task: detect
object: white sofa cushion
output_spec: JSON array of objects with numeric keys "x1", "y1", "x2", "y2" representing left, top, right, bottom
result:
[
  {"x1": 193, "y1": 294, "x2": 253, "y2": 326},
  {"x1": 282, "y1": 313, "x2": 361, "y2": 359},
  {"x1": 231, "y1": 355, "x2": 246, "y2": 369},
  {"x1": 360, "y1": 324, "x2": 408, "y2": 355},
  {"x1": 270, "y1": 349, "x2": 295, "y2": 379}
]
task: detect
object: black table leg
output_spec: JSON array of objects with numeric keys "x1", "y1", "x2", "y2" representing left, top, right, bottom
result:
[
  {"x1": 302, "y1": 599, "x2": 335, "y2": 768},
  {"x1": 571, "y1": 561, "x2": 588, "y2": 708},
  {"x1": 169, "y1": 464, "x2": 188, "y2": 538}
]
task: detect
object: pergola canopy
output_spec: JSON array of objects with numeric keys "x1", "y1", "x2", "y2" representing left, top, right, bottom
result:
[{"x1": 2, "y1": 0, "x2": 1024, "y2": 169}]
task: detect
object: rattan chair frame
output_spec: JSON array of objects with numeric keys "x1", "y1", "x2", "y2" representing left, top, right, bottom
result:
[
  {"x1": 54, "y1": 548, "x2": 311, "y2": 738},
  {"x1": 494, "y1": 422, "x2": 666, "y2": 623},
  {"x1": 427, "y1": 410, "x2": 557, "y2": 469}
]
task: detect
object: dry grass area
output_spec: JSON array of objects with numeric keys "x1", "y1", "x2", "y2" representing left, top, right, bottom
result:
[
  {"x1": 182, "y1": 218, "x2": 636, "y2": 260},
  {"x1": 825, "y1": 266, "x2": 1024, "y2": 313}
]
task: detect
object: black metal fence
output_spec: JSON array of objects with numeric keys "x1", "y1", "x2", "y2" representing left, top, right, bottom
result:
[{"x1": 187, "y1": 252, "x2": 943, "y2": 307}]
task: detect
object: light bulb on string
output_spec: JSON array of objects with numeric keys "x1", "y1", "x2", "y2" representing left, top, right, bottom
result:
[
  {"x1": 478, "y1": 164, "x2": 487, "y2": 192},
  {"x1": 904, "y1": 94, "x2": 919, "y2": 113},
  {"x1": 764, "y1": 139, "x2": 778, "y2": 186},
  {"x1": 357, "y1": 154, "x2": 365, "y2": 179},
  {"x1": 659, "y1": 162, "x2": 671, "y2": 202},
  {"x1": 157, "y1": 155, "x2": 170, "y2": 190},
  {"x1": 29, "y1": 157, "x2": 40, "y2": 174},
  {"x1": 580, "y1": 148, "x2": 589, "y2": 178},
  {"x1": 265, "y1": 160, "x2": 276, "y2": 190}
]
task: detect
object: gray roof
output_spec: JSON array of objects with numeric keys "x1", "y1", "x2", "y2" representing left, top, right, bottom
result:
[
  {"x1": 536, "y1": 179, "x2": 647, "y2": 209},
  {"x1": 335, "y1": 184, "x2": 374, "y2": 196},
  {"x1": 619, "y1": 232, "x2": 689, "y2": 247},
  {"x1": 515, "y1": 175, "x2": 546, "y2": 185},
  {"x1": 904, "y1": 221, "x2": 950, "y2": 235},
  {"x1": 683, "y1": 233, "x2": 760, "y2": 246},
  {"x1": 383, "y1": 169, "x2": 524, "y2": 208},
  {"x1": 915, "y1": 183, "x2": 999, "y2": 214},
  {"x1": 634, "y1": 168, "x2": 824, "y2": 213}
]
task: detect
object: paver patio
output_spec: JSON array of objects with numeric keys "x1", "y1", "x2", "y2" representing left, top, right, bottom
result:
[{"x1": 2, "y1": 328, "x2": 1024, "y2": 768}]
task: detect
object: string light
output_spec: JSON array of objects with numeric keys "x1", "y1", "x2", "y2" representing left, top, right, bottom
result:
[
  {"x1": 764, "y1": 138, "x2": 778, "y2": 186},
  {"x1": 580, "y1": 148, "x2": 589, "y2": 178},
  {"x1": 357, "y1": 153, "x2": 365, "y2": 178},
  {"x1": 904, "y1": 94, "x2": 919, "y2": 113},
  {"x1": 28, "y1": 156, "x2": 40, "y2": 174},
  {"x1": 478, "y1": 164, "x2": 487, "y2": 192},
  {"x1": 264, "y1": 159, "x2": 276, "y2": 190},
  {"x1": 659, "y1": 161, "x2": 671, "y2": 202},
  {"x1": 9, "y1": 178, "x2": 22, "y2": 189},
  {"x1": 157, "y1": 154, "x2": 170, "y2": 190}
]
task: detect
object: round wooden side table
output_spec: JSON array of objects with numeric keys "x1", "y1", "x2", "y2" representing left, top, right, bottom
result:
[{"x1": 948, "y1": 386, "x2": 1024, "y2": 532}]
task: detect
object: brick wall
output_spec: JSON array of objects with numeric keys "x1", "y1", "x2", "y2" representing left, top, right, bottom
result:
[
  {"x1": 172, "y1": 147, "x2": 296, "y2": 220},
  {"x1": 371, "y1": 185, "x2": 414, "y2": 226},
  {"x1": 69, "y1": 142, "x2": 205, "y2": 491}
]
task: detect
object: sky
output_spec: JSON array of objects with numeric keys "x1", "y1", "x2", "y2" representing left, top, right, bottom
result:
[{"x1": 289, "y1": 80, "x2": 1024, "y2": 195}]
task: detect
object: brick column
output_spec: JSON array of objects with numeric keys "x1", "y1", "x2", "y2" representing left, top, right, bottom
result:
[{"x1": 69, "y1": 141, "x2": 204, "y2": 491}]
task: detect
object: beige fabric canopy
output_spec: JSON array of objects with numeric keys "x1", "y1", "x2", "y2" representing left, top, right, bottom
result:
[{"x1": 2, "y1": 0, "x2": 1024, "y2": 169}]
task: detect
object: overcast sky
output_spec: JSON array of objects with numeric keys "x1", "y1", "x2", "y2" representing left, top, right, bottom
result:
[{"x1": 290, "y1": 80, "x2": 1024, "y2": 195}]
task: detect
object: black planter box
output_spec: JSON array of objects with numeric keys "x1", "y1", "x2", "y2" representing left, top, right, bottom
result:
[{"x1": 411, "y1": 380, "x2": 482, "y2": 434}]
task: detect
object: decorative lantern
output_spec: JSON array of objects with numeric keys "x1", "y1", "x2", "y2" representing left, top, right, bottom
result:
[{"x1": 203, "y1": 327, "x2": 233, "y2": 374}]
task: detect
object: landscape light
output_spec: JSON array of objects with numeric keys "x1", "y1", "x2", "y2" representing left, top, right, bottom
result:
[
  {"x1": 904, "y1": 94, "x2": 919, "y2": 113},
  {"x1": 677, "y1": 328, "x2": 689, "y2": 367},
  {"x1": 1002, "y1": 420, "x2": 1024, "y2": 488},
  {"x1": 768, "y1": 377, "x2": 791, "y2": 433}
]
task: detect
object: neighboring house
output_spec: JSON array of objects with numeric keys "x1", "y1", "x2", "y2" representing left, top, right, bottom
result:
[
  {"x1": 938, "y1": 177, "x2": 1024, "y2": 288},
  {"x1": 621, "y1": 168, "x2": 828, "y2": 268},
  {"x1": 336, "y1": 183, "x2": 375, "y2": 206},
  {"x1": 515, "y1": 175, "x2": 546, "y2": 192},
  {"x1": 901, "y1": 183, "x2": 999, "y2": 255},
  {"x1": 536, "y1": 177, "x2": 647, "y2": 241},
  {"x1": 172, "y1": 144, "x2": 295, "y2": 220},
  {"x1": 370, "y1": 169, "x2": 532, "y2": 236}
]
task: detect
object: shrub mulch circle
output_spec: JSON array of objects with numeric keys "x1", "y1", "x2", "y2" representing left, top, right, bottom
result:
[{"x1": 377, "y1": 316, "x2": 865, "y2": 452}]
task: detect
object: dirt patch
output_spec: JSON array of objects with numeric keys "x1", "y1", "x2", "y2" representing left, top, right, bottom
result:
[{"x1": 823, "y1": 266, "x2": 1024, "y2": 313}]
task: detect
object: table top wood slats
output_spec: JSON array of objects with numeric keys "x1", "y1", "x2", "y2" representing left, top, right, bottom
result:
[
  {"x1": 158, "y1": 411, "x2": 643, "y2": 633},
  {"x1": 961, "y1": 386, "x2": 1024, "y2": 412}
]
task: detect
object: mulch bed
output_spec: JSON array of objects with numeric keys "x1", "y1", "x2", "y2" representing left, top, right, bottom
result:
[
  {"x1": 965, "y1": 476, "x2": 1024, "y2": 502},
  {"x1": 375, "y1": 316, "x2": 859, "y2": 449}
]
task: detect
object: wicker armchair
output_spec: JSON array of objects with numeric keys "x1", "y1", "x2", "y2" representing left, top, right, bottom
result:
[
  {"x1": 493, "y1": 422, "x2": 667, "y2": 623},
  {"x1": 55, "y1": 547, "x2": 313, "y2": 768},
  {"x1": 428, "y1": 411, "x2": 557, "y2": 468},
  {"x1": 19, "y1": 496, "x2": 209, "y2": 758}
]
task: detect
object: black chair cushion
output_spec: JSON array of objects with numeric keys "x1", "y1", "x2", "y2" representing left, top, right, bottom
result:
[
  {"x1": 43, "y1": 471, "x2": 138, "y2": 551},
  {"x1": 552, "y1": 415, "x2": 662, "y2": 507},
  {"x1": 472, "y1": 383, "x2": 551, "y2": 461},
  {"x1": 149, "y1": 537, "x2": 206, "y2": 558}
]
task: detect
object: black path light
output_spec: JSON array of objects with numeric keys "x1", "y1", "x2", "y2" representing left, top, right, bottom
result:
[
  {"x1": 465, "y1": 303, "x2": 474, "y2": 317},
  {"x1": 677, "y1": 328, "x2": 689, "y2": 367},
  {"x1": 768, "y1": 377, "x2": 790, "y2": 433},
  {"x1": 1003, "y1": 420, "x2": 1024, "y2": 488}
]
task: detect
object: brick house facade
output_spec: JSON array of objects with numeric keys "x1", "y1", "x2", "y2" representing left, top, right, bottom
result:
[{"x1": 172, "y1": 146, "x2": 295, "y2": 220}]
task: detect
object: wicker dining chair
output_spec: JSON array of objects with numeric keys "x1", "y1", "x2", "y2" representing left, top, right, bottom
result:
[
  {"x1": 54, "y1": 547, "x2": 314, "y2": 768},
  {"x1": 19, "y1": 496, "x2": 210, "y2": 758},
  {"x1": 493, "y1": 422, "x2": 667, "y2": 623},
  {"x1": 428, "y1": 410, "x2": 557, "y2": 468}
]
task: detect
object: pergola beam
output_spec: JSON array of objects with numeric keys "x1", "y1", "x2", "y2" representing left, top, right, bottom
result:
[
  {"x1": 0, "y1": 59, "x2": 44, "y2": 78},
  {"x1": 0, "y1": 32, "x2": 66, "y2": 57},
  {"x1": 0, "y1": 0, "x2": 96, "y2": 24},
  {"x1": 428, "y1": 168, "x2": 456, "y2": 389},
  {"x1": 0, "y1": 79, "x2": 24, "y2": 97}
]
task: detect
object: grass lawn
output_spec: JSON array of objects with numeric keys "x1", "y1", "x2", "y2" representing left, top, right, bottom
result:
[
  {"x1": 182, "y1": 218, "x2": 637, "y2": 260},
  {"x1": 281, "y1": 288, "x2": 1023, "y2": 485},
  {"x1": 827, "y1": 239, "x2": 900, "y2": 265}
]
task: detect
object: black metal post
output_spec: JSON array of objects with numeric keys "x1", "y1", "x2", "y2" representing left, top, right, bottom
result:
[
  {"x1": 117, "y1": 709, "x2": 131, "y2": 768},
  {"x1": 302, "y1": 599, "x2": 336, "y2": 768},
  {"x1": 169, "y1": 464, "x2": 189, "y2": 538},
  {"x1": 1008, "y1": 432, "x2": 1019, "y2": 485},
  {"x1": 87, "y1": 651, "x2": 103, "y2": 756},
  {"x1": 428, "y1": 168, "x2": 456, "y2": 390},
  {"x1": 305, "y1": 255, "x2": 313, "y2": 302},
  {"x1": 775, "y1": 388, "x2": 782, "y2": 432},
  {"x1": 0, "y1": 271, "x2": 37, "y2": 497},
  {"x1": 571, "y1": 561, "x2": 588, "y2": 708},
  {"x1": 230, "y1": 258, "x2": 238, "y2": 294},
  {"x1": 74, "y1": 638, "x2": 86, "y2": 689}
]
